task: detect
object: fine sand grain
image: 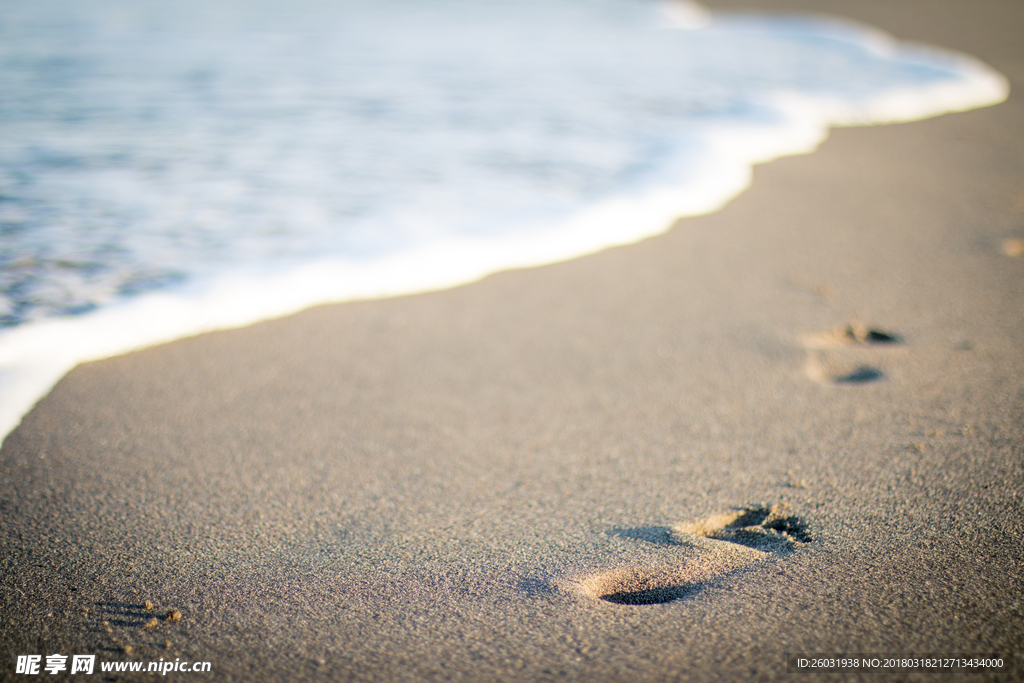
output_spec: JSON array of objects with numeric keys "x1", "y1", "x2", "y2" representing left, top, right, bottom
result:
[{"x1": 2, "y1": 0, "x2": 1023, "y2": 680}]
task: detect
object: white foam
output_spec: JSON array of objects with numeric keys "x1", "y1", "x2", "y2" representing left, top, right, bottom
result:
[
  {"x1": 661, "y1": 0, "x2": 713, "y2": 29},
  {"x1": 0, "y1": 2, "x2": 1009, "y2": 446}
]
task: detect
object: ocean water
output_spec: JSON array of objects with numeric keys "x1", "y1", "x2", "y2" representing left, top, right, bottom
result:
[{"x1": 0, "y1": 0, "x2": 1008, "y2": 442}]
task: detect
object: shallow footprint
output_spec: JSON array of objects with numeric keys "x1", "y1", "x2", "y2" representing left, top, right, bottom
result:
[
  {"x1": 804, "y1": 355, "x2": 886, "y2": 384},
  {"x1": 566, "y1": 504, "x2": 809, "y2": 605},
  {"x1": 799, "y1": 322, "x2": 902, "y2": 384},
  {"x1": 799, "y1": 322, "x2": 902, "y2": 349},
  {"x1": 672, "y1": 504, "x2": 811, "y2": 552}
]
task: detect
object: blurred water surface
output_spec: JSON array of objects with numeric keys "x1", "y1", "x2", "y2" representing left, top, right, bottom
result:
[{"x1": 0, "y1": 0, "x2": 991, "y2": 327}]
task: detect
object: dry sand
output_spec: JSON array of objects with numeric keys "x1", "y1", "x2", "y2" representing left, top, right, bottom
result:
[{"x1": 2, "y1": 0, "x2": 1023, "y2": 680}]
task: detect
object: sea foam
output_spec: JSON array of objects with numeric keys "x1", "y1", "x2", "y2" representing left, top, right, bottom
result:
[{"x1": 0, "y1": 0, "x2": 1008, "y2": 444}]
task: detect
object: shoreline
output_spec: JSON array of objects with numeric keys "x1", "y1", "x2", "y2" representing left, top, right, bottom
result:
[
  {"x1": 2, "y1": 0, "x2": 1023, "y2": 680},
  {"x1": 0, "y1": 4, "x2": 1008, "y2": 449}
]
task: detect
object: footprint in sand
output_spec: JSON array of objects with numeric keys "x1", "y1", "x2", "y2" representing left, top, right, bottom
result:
[
  {"x1": 799, "y1": 322, "x2": 903, "y2": 384},
  {"x1": 566, "y1": 505, "x2": 810, "y2": 605}
]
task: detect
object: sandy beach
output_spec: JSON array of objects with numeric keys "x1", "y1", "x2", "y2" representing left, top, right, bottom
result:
[{"x1": 2, "y1": 0, "x2": 1023, "y2": 680}]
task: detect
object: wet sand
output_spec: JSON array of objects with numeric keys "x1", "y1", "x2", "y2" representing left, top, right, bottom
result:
[{"x1": 2, "y1": 0, "x2": 1023, "y2": 680}]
